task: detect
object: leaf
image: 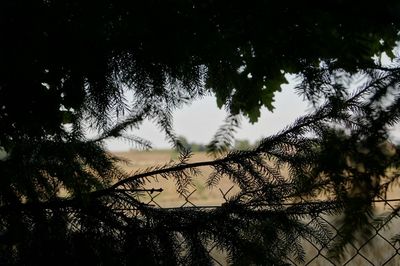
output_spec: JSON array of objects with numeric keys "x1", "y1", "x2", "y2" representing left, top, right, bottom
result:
[{"x1": 247, "y1": 106, "x2": 261, "y2": 123}]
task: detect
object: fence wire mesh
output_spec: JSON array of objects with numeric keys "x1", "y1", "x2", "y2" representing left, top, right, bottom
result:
[{"x1": 142, "y1": 184, "x2": 400, "y2": 266}]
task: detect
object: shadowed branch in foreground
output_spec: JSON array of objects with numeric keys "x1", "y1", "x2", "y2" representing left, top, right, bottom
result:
[{"x1": 1, "y1": 66, "x2": 400, "y2": 265}]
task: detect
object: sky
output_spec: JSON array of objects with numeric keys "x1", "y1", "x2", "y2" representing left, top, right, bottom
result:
[
  {"x1": 104, "y1": 69, "x2": 400, "y2": 151},
  {"x1": 104, "y1": 47, "x2": 400, "y2": 152},
  {"x1": 105, "y1": 76, "x2": 311, "y2": 151}
]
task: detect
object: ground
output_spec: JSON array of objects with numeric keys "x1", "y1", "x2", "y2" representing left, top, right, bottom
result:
[{"x1": 113, "y1": 149, "x2": 239, "y2": 208}]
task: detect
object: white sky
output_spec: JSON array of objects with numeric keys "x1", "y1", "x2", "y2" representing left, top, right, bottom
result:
[
  {"x1": 105, "y1": 70, "x2": 400, "y2": 151},
  {"x1": 86, "y1": 47, "x2": 398, "y2": 151},
  {"x1": 105, "y1": 77, "x2": 311, "y2": 151}
]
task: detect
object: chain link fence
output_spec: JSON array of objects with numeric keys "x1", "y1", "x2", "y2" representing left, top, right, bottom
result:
[
  {"x1": 141, "y1": 185, "x2": 400, "y2": 266},
  {"x1": 115, "y1": 151, "x2": 400, "y2": 265}
]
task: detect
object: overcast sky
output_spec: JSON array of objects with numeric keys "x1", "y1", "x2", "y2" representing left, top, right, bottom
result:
[
  {"x1": 105, "y1": 70, "x2": 400, "y2": 151},
  {"x1": 105, "y1": 76, "x2": 310, "y2": 151}
]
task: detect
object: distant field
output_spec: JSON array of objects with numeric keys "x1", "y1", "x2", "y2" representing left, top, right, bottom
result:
[
  {"x1": 112, "y1": 150, "x2": 400, "y2": 211},
  {"x1": 113, "y1": 150, "x2": 239, "y2": 208}
]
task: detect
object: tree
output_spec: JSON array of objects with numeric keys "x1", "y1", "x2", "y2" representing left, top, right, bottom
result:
[
  {"x1": 1, "y1": 1, "x2": 400, "y2": 265},
  {"x1": 234, "y1": 139, "x2": 252, "y2": 151},
  {"x1": 176, "y1": 136, "x2": 206, "y2": 152}
]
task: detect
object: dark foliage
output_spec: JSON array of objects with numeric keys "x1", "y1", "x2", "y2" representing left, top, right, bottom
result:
[{"x1": 0, "y1": 1, "x2": 400, "y2": 265}]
